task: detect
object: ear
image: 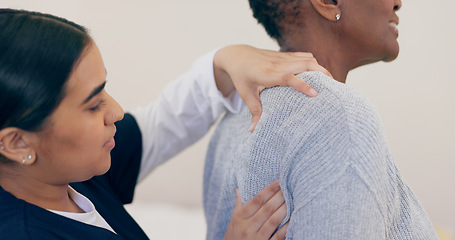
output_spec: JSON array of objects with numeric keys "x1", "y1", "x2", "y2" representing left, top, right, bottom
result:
[
  {"x1": 310, "y1": 0, "x2": 342, "y2": 22},
  {"x1": 0, "y1": 128, "x2": 37, "y2": 166}
]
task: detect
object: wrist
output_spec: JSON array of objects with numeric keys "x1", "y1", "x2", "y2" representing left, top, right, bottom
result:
[{"x1": 213, "y1": 47, "x2": 236, "y2": 97}]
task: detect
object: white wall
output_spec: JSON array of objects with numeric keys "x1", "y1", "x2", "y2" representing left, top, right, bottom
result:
[{"x1": 4, "y1": 0, "x2": 454, "y2": 234}]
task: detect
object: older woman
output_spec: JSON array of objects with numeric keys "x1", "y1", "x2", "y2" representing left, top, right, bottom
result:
[
  {"x1": 0, "y1": 9, "x2": 330, "y2": 240},
  {"x1": 204, "y1": 0, "x2": 439, "y2": 239}
]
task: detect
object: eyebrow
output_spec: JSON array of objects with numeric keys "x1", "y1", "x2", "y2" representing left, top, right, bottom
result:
[{"x1": 82, "y1": 81, "x2": 107, "y2": 105}]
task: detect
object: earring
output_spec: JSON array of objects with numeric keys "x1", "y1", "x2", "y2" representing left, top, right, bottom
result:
[
  {"x1": 0, "y1": 141, "x2": 3, "y2": 150},
  {"x1": 335, "y1": 13, "x2": 341, "y2": 21},
  {"x1": 21, "y1": 154, "x2": 32, "y2": 165},
  {"x1": 112, "y1": 115, "x2": 115, "y2": 118}
]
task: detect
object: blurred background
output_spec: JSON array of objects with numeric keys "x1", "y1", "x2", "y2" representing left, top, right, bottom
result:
[{"x1": 3, "y1": 0, "x2": 454, "y2": 239}]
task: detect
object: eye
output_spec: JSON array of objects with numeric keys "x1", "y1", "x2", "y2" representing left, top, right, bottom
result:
[{"x1": 89, "y1": 99, "x2": 106, "y2": 112}]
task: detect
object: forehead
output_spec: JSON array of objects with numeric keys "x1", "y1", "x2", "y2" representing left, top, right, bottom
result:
[{"x1": 64, "y1": 43, "x2": 106, "y2": 102}]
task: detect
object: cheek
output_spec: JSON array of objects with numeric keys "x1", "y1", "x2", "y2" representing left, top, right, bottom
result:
[
  {"x1": 40, "y1": 123, "x2": 110, "y2": 181},
  {"x1": 70, "y1": 123, "x2": 106, "y2": 157},
  {"x1": 343, "y1": 10, "x2": 392, "y2": 46},
  {"x1": 41, "y1": 120, "x2": 104, "y2": 159}
]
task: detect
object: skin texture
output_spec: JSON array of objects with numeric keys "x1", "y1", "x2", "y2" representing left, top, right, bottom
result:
[
  {"x1": 29, "y1": 43, "x2": 124, "y2": 185},
  {"x1": 0, "y1": 42, "x2": 124, "y2": 213},
  {"x1": 279, "y1": 0, "x2": 402, "y2": 83}
]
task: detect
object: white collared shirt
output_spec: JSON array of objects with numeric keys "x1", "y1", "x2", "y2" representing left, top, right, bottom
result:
[{"x1": 48, "y1": 186, "x2": 116, "y2": 233}]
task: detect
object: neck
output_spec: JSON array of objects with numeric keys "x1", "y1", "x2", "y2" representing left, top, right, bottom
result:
[
  {"x1": 278, "y1": 20, "x2": 361, "y2": 83},
  {"x1": 0, "y1": 167, "x2": 83, "y2": 213}
]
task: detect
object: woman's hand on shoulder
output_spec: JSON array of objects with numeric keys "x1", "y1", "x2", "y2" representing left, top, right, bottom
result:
[
  {"x1": 223, "y1": 180, "x2": 289, "y2": 240},
  {"x1": 213, "y1": 45, "x2": 332, "y2": 132}
]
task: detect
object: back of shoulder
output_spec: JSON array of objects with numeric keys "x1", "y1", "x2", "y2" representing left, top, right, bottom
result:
[{"x1": 259, "y1": 71, "x2": 382, "y2": 135}]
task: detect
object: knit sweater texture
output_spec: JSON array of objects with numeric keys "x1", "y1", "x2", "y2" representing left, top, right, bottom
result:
[{"x1": 203, "y1": 71, "x2": 439, "y2": 240}]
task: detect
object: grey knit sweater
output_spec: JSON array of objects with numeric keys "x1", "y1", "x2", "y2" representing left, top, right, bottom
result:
[{"x1": 203, "y1": 72, "x2": 438, "y2": 239}]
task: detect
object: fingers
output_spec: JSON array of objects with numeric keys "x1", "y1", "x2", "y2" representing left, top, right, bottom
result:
[
  {"x1": 255, "y1": 193, "x2": 287, "y2": 239},
  {"x1": 249, "y1": 108, "x2": 262, "y2": 133},
  {"x1": 241, "y1": 179, "x2": 281, "y2": 218},
  {"x1": 233, "y1": 189, "x2": 244, "y2": 211},
  {"x1": 284, "y1": 75, "x2": 319, "y2": 97},
  {"x1": 284, "y1": 59, "x2": 333, "y2": 79},
  {"x1": 223, "y1": 180, "x2": 287, "y2": 240},
  {"x1": 256, "y1": 71, "x2": 318, "y2": 98},
  {"x1": 270, "y1": 222, "x2": 289, "y2": 240},
  {"x1": 246, "y1": 95, "x2": 263, "y2": 133},
  {"x1": 316, "y1": 65, "x2": 333, "y2": 79},
  {"x1": 290, "y1": 51, "x2": 313, "y2": 57},
  {"x1": 220, "y1": 45, "x2": 333, "y2": 134},
  {"x1": 240, "y1": 86, "x2": 265, "y2": 132},
  {"x1": 249, "y1": 188, "x2": 285, "y2": 230},
  {"x1": 267, "y1": 51, "x2": 333, "y2": 80}
]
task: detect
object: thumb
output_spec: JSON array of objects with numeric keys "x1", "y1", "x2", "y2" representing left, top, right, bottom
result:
[
  {"x1": 244, "y1": 91, "x2": 264, "y2": 133},
  {"x1": 234, "y1": 189, "x2": 244, "y2": 210},
  {"x1": 249, "y1": 106, "x2": 262, "y2": 133}
]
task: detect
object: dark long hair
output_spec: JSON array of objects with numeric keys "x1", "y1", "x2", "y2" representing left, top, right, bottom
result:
[{"x1": 0, "y1": 9, "x2": 91, "y2": 132}]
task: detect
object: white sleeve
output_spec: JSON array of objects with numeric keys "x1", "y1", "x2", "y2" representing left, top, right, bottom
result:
[{"x1": 131, "y1": 49, "x2": 243, "y2": 182}]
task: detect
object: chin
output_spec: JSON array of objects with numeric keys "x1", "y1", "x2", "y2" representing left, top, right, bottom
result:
[
  {"x1": 383, "y1": 43, "x2": 400, "y2": 62},
  {"x1": 89, "y1": 155, "x2": 112, "y2": 177},
  {"x1": 383, "y1": 54, "x2": 399, "y2": 62},
  {"x1": 97, "y1": 156, "x2": 112, "y2": 176}
]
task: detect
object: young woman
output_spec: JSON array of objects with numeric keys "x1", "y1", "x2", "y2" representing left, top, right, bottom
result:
[{"x1": 0, "y1": 9, "x2": 329, "y2": 239}]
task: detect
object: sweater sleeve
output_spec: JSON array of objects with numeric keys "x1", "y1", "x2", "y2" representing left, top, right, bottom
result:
[{"x1": 287, "y1": 165, "x2": 386, "y2": 239}]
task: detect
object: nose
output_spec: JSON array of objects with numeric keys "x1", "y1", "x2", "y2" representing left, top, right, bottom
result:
[
  {"x1": 394, "y1": 0, "x2": 402, "y2": 11},
  {"x1": 104, "y1": 93, "x2": 124, "y2": 125}
]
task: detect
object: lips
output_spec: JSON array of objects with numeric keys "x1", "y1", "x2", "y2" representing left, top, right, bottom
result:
[
  {"x1": 389, "y1": 21, "x2": 399, "y2": 36},
  {"x1": 389, "y1": 15, "x2": 399, "y2": 34},
  {"x1": 104, "y1": 129, "x2": 116, "y2": 149},
  {"x1": 103, "y1": 137, "x2": 115, "y2": 149}
]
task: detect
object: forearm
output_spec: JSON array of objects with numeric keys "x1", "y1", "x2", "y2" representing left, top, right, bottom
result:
[{"x1": 132, "y1": 49, "x2": 242, "y2": 182}]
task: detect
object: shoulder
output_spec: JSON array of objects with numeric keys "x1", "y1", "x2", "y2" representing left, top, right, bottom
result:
[
  {"x1": 257, "y1": 71, "x2": 383, "y2": 140},
  {"x1": 255, "y1": 72, "x2": 389, "y2": 180},
  {"x1": 0, "y1": 188, "x2": 70, "y2": 240},
  {"x1": 214, "y1": 71, "x2": 386, "y2": 158},
  {"x1": 0, "y1": 187, "x2": 29, "y2": 240},
  {"x1": 262, "y1": 72, "x2": 377, "y2": 118}
]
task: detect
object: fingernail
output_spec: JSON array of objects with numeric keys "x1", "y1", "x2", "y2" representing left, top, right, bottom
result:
[
  {"x1": 273, "y1": 179, "x2": 281, "y2": 188},
  {"x1": 309, "y1": 88, "x2": 319, "y2": 97},
  {"x1": 249, "y1": 123, "x2": 255, "y2": 132},
  {"x1": 275, "y1": 182, "x2": 282, "y2": 191}
]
